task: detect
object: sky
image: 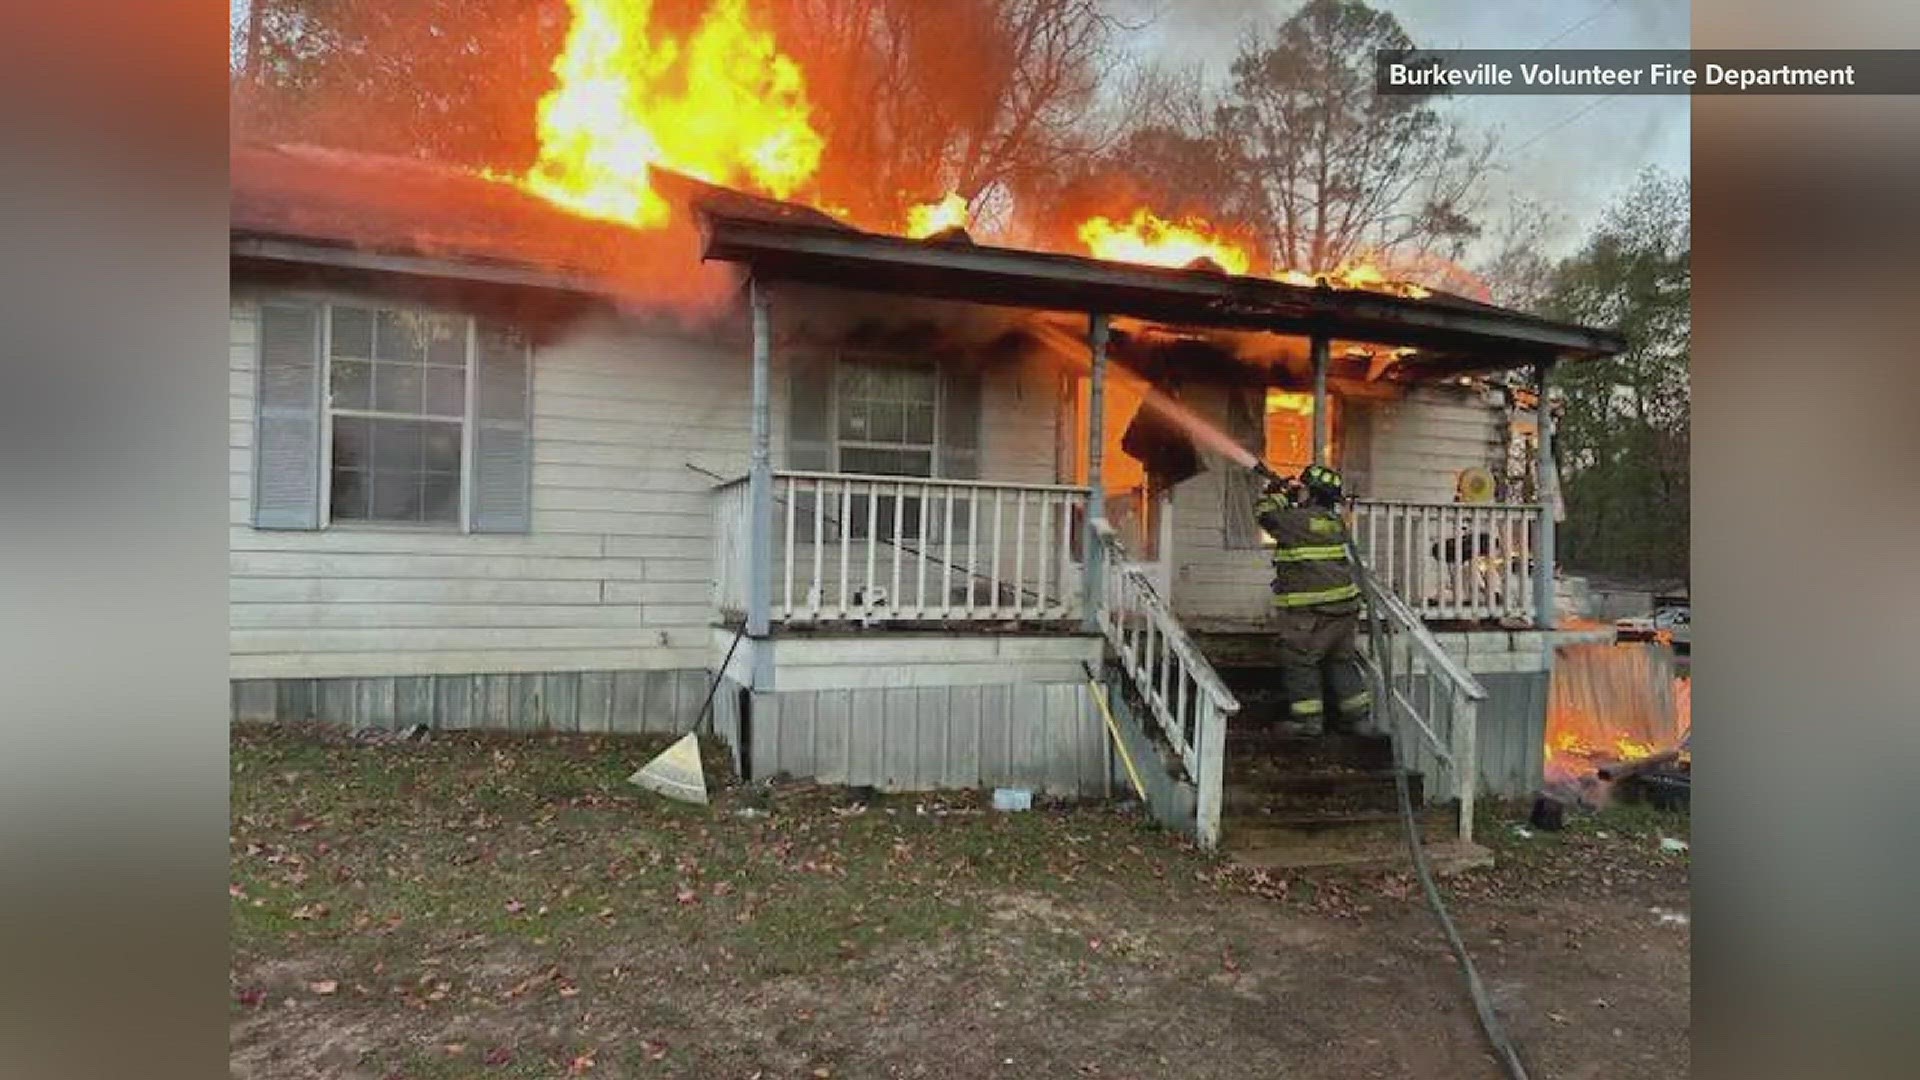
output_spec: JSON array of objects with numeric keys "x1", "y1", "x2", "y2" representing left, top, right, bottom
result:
[{"x1": 1108, "y1": 0, "x2": 1692, "y2": 259}]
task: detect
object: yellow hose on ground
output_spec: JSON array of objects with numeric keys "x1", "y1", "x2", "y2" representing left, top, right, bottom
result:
[{"x1": 1083, "y1": 662, "x2": 1149, "y2": 803}]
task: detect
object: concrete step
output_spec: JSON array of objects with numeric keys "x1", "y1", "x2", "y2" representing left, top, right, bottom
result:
[
  {"x1": 1225, "y1": 836, "x2": 1494, "y2": 874},
  {"x1": 1222, "y1": 769, "x2": 1423, "y2": 813}
]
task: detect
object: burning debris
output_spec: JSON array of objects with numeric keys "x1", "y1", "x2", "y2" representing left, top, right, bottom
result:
[{"x1": 1543, "y1": 642, "x2": 1691, "y2": 810}]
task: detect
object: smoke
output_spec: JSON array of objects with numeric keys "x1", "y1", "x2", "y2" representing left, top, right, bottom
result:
[
  {"x1": 1025, "y1": 319, "x2": 1260, "y2": 469},
  {"x1": 231, "y1": 143, "x2": 744, "y2": 325}
]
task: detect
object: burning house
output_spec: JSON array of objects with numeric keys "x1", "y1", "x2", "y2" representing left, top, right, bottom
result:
[{"x1": 227, "y1": 0, "x2": 1637, "y2": 850}]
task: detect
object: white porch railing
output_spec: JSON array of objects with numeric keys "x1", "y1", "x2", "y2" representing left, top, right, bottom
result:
[
  {"x1": 1094, "y1": 522, "x2": 1239, "y2": 849},
  {"x1": 1355, "y1": 560, "x2": 1487, "y2": 844},
  {"x1": 1350, "y1": 501, "x2": 1544, "y2": 624},
  {"x1": 713, "y1": 470, "x2": 1092, "y2": 626}
]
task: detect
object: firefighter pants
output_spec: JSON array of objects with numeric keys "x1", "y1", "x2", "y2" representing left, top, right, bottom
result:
[{"x1": 1271, "y1": 603, "x2": 1372, "y2": 726}]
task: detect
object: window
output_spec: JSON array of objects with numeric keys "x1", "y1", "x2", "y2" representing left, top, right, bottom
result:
[
  {"x1": 326, "y1": 306, "x2": 468, "y2": 525},
  {"x1": 834, "y1": 355, "x2": 937, "y2": 540},
  {"x1": 252, "y1": 297, "x2": 532, "y2": 533},
  {"x1": 835, "y1": 355, "x2": 938, "y2": 477}
]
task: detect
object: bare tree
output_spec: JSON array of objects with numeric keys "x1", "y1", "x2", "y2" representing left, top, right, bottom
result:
[
  {"x1": 1222, "y1": 0, "x2": 1494, "y2": 273},
  {"x1": 773, "y1": 0, "x2": 1124, "y2": 227},
  {"x1": 1476, "y1": 195, "x2": 1563, "y2": 311}
]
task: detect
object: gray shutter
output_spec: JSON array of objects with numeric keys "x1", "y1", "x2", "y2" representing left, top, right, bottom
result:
[
  {"x1": 1338, "y1": 402, "x2": 1373, "y2": 498},
  {"x1": 1222, "y1": 387, "x2": 1265, "y2": 549},
  {"x1": 471, "y1": 322, "x2": 533, "y2": 533},
  {"x1": 784, "y1": 350, "x2": 835, "y2": 542},
  {"x1": 938, "y1": 363, "x2": 982, "y2": 480},
  {"x1": 787, "y1": 349, "x2": 834, "y2": 471},
  {"x1": 253, "y1": 302, "x2": 324, "y2": 529}
]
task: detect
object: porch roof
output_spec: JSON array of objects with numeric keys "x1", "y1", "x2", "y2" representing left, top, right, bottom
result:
[
  {"x1": 700, "y1": 214, "x2": 1624, "y2": 375},
  {"x1": 226, "y1": 143, "x2": 1621, "y2": 376}
]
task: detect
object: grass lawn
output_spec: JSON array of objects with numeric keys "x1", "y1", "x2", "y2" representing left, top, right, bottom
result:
[{"x1": 231, "y1": 723, "x2": 1689, "y2": 1079}]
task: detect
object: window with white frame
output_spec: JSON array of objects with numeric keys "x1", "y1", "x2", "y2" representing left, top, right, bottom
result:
[
  {"x1": 834, "y1": 355, "x2": 938, "y2": 477},
  {"x1": 326, "y1": 306, "x2": 468, "y2": 525},
  {"x1": 252, "y1": 297, "x2": 532, "y2": 533}
]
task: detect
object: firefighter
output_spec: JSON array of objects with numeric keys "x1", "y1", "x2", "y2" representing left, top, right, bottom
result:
[{"x1": 1253, "y1": 464, "x2": 1373, "y2": 737}]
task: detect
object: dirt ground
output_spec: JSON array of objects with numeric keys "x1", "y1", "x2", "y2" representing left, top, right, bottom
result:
[{"x1": 230, "y1": 725, "x2": 1689, "y2": 1079}]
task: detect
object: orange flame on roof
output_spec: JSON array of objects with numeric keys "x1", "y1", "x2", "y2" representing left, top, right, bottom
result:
[
  {"x1": 1273, "y1": 263, "x2": 1432, "y2": 299},
  {"x1": 1077, "y1": 209, "x2": 1253, "y2": 276},
  {"x1": 521, "y1": 0, "x2": 824, "y2": 228},
  {"x1": 905, "y1": 193, "x2": 971, "y2": 238},
  {"x1": 1074, "y1": 207, "x2": 1437, "y2": 297}
]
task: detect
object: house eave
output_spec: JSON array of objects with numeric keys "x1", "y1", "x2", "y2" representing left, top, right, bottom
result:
[{"x1": 231, "y1": 234, "x2": 603, "y2": 296}]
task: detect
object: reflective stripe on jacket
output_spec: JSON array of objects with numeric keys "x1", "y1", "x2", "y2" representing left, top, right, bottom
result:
[{"x1": 1254, "y1": 498, "x2": 1361, "y2": 610}]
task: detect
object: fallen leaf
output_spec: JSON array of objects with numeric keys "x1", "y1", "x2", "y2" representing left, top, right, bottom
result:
[
  {"x1": 308, "y1": 980, "x2": 338, "y2": 996},
  {"x1": 642, "y1": 1039, "x2": 669, "y2": 1061},
  {"x1": 484, "y1": 1045, "x2": 513, "y2": 1066},
  {"x1": 567, "y1": 1050, "x2": 596, "y2": 1074}
]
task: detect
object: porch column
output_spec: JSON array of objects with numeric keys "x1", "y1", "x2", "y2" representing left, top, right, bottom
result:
[
  {"x1": 1533, "y1": 358, "x2": 1557, "y2": 630},
  {"x1": 1310, "y1": 331, "x2": 1330, "y2": 465},
  {"x1": 1082, "y1": 311, "x2": 1109, "y2": 632},
  {"x1": 747, "y1": 279, "x2": 775, "y2": 653}
]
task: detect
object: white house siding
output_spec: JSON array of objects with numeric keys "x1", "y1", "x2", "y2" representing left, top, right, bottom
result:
[
  {"x1": 1164, "y1": 384, "x2": 1509, "y2": 624},
  {"x1": 231, "y1": 287, "x2": 1071, "y2": 683},
  {"x1": 1350, "y1": 384, "x2": 1505, "y2": 503},
  {"x1": 230, "y1": 295, "x2": 752, "y2": 681}
]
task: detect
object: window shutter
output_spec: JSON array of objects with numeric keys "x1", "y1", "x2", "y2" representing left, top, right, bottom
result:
[
  {"x1": 471, "y1": 322, "x2": 533, "y2": 533},
  {"x1": 1222, "y1": 386, "x2": 1265, "y2": 548},
  {"x1": 253, "y1": 303, "x2": 324, "y2": 529},
  {"x1": 938, "y1": 363, "x2": 982, "y2": 480},
  {"x1": 1338, "y1": 402, "x2": 1373, "y2": 498},
  {"x1": 786, "y1": 349, "x2": 834, "y2": 471}
]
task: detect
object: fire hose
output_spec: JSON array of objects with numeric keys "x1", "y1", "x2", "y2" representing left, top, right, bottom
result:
[
  {"x1": 1392, "y1": 765, "x2": 1532, "y2": 1080},
  {"x1": 1336, "y1": 487, "x2": 1531, "y2": 1080}
]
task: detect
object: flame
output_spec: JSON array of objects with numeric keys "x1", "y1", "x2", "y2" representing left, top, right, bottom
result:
[
  {"x1": 521, "y1": 0, "x2": 824, "y2": 228},
  {"x1": 1543, "y1": 644, "x2": 1689, "y2": 791},
  {"x1": 1077, "y1": 209, "x2": 1253, "y2": 276},
  {"x1": 906, "y1": 193, "x2": 971, "y2": 238},
  {"x1": 1274, "y1": 263, "x2": 1432, "y2": 299},
  {"x1": 1266, "y1": 390, "x2": 1315, "y2": 418}
]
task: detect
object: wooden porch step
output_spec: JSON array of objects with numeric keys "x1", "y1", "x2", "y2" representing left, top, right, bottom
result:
[
  {"x1": 1222, "y1": 769, "x2": 1422, "y2": 813},
  {"x1": 1226, "y1": 730, "x2": 1397, "y2": 771}
]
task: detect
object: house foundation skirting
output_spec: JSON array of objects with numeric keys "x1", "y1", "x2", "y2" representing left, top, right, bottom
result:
[
  {"x1": 715, "y1": 676, "x2": 1114, "y2": 799},
  {"x1": 229, "y1": 669, "x2": 719, "y2": 736}
]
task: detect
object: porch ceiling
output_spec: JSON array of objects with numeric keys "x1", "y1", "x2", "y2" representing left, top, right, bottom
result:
[{"x1": 700, "y1": 214, "x2": 1625, "y2": 372}]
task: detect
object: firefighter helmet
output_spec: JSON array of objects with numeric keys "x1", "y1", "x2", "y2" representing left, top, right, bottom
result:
[{"x1": 1299, "y1": 464, "x2": 1345, "y2": 506}]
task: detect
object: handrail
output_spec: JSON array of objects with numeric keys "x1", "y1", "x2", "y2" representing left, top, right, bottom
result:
[
  {"x1": 1361, "y1": 564, "x2": 1487, "y2": 700},
  {"x1": 776, "y1": 468, "x2": 1093, "y2": 496},
  {"x1": 1094, "y1": 522, "x2": 1239, "y2": 713},
  {"x1": 1092, "y1": 519, "x2": 1238, "y2": 849},
  {"x1": 1354, "y1": 553, "x2": 1486, "y2": 844},
  {"x1": 713, "y1": 470, "x2": 1088, "y2": 624}
]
